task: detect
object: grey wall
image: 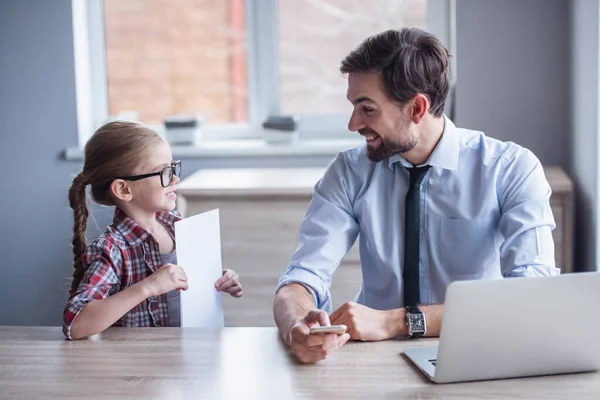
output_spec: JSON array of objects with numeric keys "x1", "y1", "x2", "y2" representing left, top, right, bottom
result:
[
  {"x1": 0, "y1": 0, "x2": 81, "y2": 325},
  {"x1": 455, "y1": 0, "x2": 571, "y2": 170},
  {"x1": 570, "y1": 0, "x2": 599, "y2": 272},
  {"x1": 0, "y1": 0, "x2": 588, "y2": 326}
]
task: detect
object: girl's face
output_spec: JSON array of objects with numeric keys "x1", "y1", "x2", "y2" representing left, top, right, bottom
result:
[{"x1": 129, "y1": 140, "x2": 180, "y2": 214}]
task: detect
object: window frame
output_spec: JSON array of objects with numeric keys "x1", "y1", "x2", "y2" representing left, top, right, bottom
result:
[{"x1": 71, "y1": 0, "x2": 454, "y2": 148}]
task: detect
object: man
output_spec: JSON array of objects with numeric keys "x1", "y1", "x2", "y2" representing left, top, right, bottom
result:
[{"x1": 273, "y1": 28, "x2": 559, "y2": 364}]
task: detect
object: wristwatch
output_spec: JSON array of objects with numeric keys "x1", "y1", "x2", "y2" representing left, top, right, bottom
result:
[{"x1": 405, "y1": 305, "x2": 426, "y2": 338}]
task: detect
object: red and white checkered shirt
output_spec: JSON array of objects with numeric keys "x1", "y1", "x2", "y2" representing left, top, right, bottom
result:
[{"x1": 63, "y1": 208, "x2": 181, "y2": 339}]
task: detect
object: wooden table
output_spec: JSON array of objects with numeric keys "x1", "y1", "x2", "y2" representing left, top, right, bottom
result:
[{"x1": 1, "y1": 327, "x2": 598, "y2": 399}]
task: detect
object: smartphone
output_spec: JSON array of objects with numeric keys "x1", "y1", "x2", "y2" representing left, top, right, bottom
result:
[{"x1": 309, "y1": 324, "x2": 347, "y2": 335}]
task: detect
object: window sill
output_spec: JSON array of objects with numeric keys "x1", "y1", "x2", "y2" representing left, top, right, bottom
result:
[{"x1": 63, "y1": 138, "x2": 363, "y2": 161}]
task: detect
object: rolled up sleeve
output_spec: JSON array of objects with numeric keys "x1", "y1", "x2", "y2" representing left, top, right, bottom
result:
[{"x1": 63, "y1": 239, "x2": 122, "y2": 339}]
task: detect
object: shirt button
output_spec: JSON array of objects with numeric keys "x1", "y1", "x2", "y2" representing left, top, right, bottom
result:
[{"x1": 144, "y1": 252, "x2": 152, "y2": 263}]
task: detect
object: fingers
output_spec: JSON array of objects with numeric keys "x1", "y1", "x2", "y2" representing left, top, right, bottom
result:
[
  {"x1": 331, "y1": 302, "x2": 360, "y2": 339},
  {"x1": 165, "y1": 264, "x2": 188, "y2": 290},
  {"x1": 175, "y1": 270, "x2": 188, "y2": 282},
  {"x1": 332, "y1": 313, "x2": 361, "y2": 340},
  {"x1": 219, "y1": 281, "x2": 243, "y2": 296},
  {"x1": 215, "y1": 270, "x2": 237, "y2": 289},
  {"x1": 329, "y1": 305, "x2": 344, "y2": 323},
  {"x1": 287, "y1": 310, "x2": 352, "y2": 364},
  {"x1": 292, "y1": 330, "x2": 351, "y2": 364},
  {"x1": 330, "y1": 312, "x2": 343, "y2": 326},
  {"x1": 227, "y1": 285, "x2": 243, "y2": 298},
  {"x1": 291, "y1": 332, "x2": 330, "y2": 363},
  {"x1": 330, "y1": 308, "x2": 347, "y2": 327},
  {"x1": 339, "y1": 333, "x2": 351, "y2": 346},
  {"x1": 305, "y1": 332, "x2": 338, "y2": 347},
  {"x1": 330, "y1": 310, "x2": 360, "y2": 340},
  {"x1": 304, "y1": 310, "x2": 330, "y2": 328},
  {"x1": 160, "y1": 264, "x2": 187, "y2": 278},
  {"x1": 217, "y1": 276, "x2": 238, "y2": 291},
  {"x1": 215, "y1": 271, "x2": 243, "y2": 298},
  {"x1": 330, "y1": 301, "x2": 353, "y2": 323}
]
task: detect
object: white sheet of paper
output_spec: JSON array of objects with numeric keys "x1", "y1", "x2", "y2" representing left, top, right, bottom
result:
[{"x1": 174, "y1": 209, "x2": 224, "y2": 328}]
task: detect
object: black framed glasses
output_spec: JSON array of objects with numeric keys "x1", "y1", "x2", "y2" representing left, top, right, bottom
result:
[{"x1": 115, "y1": 160, "x2": 182, "y2": 188}]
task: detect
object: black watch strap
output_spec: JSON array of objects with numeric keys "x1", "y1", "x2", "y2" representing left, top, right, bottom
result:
[
  {"x1": 409, "y1": 330, "x2": 425, "y2": 339},
  {"x1": 406, "y1": 305, "x2": 422, "y2": 315}
]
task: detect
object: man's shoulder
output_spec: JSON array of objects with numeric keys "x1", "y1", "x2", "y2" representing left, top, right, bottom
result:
[
  {"x1": 325, "y1": 144, "x2": 379, "y2": 184},
  {"x1": 335, "y1": 144, "x2": 370, "y2": 165},
  {"x1": 457, "y1": 127, "x2": 535, "y2": 167}
]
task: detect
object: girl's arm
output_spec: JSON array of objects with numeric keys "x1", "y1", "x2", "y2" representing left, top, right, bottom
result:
[
  {"x1": 64, "y1": 235, "x2": 188, "y2": 339},
  {"x1": 69, "y1": 263, "x2": 188, "y2": 339},
  {"x1": 69, "y1": 280, "x2": 150, "y2": 340}
]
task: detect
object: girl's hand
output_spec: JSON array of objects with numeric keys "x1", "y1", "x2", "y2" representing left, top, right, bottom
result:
[
  {"x1": 215, "y1": 269, "x2": 243, "y2": 298},
  {"x1": 143, "y1": 263, "x2": 188, "y2": 297}
]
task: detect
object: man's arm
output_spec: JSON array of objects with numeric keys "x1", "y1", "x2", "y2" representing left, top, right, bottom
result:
[
  {"x1": 498, "y1": 148, "x2": 560, "y2": 277},
  {"x1": 274, "y1": 284, "x2": 316, "y2": 345},
  {"x1": 273, "y1": 153, "x2": 358, "y2": 362},
  {"x1": 330, "y1": 302, "x2": 444, "y2": 341},
  {"x1": 275, "y1": 152, "x2": 359, "y2": 315}
]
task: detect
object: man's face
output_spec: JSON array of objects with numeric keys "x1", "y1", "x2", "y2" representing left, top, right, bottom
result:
[{"x1": 346, "y1": 72, "x2": 417, "y2": 162}]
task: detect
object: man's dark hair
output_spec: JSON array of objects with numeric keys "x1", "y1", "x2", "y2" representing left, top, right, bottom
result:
[{"x1": 340, "y1": 28, "x2": 450, "y2": 117}]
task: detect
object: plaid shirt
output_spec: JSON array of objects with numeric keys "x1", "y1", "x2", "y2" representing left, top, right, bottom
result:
[{"x1": 63, "y1": 208, "x2": 181, "y2": 339}]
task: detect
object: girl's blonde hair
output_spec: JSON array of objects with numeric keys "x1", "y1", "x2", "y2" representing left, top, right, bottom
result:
[{"x1": 68, "y1": 121, "x2": 163, "y2": 296}]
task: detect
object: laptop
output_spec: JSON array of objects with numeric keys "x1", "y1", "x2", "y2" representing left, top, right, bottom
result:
[{"x1": 403, "y1": 272, "x2": 600, "y2": 384}]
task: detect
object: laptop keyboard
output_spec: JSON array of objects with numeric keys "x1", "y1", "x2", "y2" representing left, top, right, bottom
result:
[{"x1": 429, "y1": 359, "x2": 437, "y2": 367}]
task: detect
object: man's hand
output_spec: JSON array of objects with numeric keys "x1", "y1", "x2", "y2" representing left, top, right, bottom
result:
[
  {"x1": 330, "y1": 301, "x2": 400, "y2": 341},
  {"x1": 288, "y1": 310, "x2": 351, "y2": 364}
]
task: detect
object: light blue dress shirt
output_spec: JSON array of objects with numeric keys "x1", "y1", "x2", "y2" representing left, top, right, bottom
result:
[{"x1": 277, "y1": 117, "x2": 559, "y2": 313}]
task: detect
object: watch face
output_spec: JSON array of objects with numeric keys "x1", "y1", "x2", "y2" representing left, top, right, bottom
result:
[{"x1": 409, "y1": 313, "x2": 425, "y2": 332}]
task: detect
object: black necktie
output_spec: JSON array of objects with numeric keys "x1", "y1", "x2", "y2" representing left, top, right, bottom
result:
[{"x1": 403, "y1": 165, "x2": 431, "y2": 307}]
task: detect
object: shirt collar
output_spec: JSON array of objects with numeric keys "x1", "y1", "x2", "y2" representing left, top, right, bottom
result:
[
  {"x1": 113, "y1": 208, "x2": 177, "y2": 247},
  {"x1": 387, "y1": 115, "x2": 459, "y2": 171}
]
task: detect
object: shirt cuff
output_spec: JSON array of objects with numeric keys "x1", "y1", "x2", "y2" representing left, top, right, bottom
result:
[
  {"x1": 63, "y1": 299, "x2": 89, "y2": 340},
  {"x1": 505, "y1": 264, "x2": 561, "y2": 278},
  {"x1": 276, "y1": 266, "x2": 331, "y2": 312}
]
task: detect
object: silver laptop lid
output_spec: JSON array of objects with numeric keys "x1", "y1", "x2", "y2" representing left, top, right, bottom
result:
[{"x1": 433, "y1": 272, "x2": 600, "y2": 383}]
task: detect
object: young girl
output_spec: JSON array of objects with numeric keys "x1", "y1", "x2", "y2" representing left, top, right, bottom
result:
[{"x1": 63, "y1": 121, "x2": 242, "y2": 340}]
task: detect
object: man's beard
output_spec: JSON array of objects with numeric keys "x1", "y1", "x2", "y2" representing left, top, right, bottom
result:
[{"x1": 362, "y1": 129, "x2": 417, "y2": 162}]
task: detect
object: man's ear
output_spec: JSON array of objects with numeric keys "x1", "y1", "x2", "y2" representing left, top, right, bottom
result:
[
  {"x1": 110, "y1": 179, "x2": 133, "y2": 202},
  {"x1": 410, "y1": 94, "x2": 429, "y2": 124}
]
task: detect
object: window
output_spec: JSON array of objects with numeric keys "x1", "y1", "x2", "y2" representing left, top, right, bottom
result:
[
  {"x1": 277, "y1": 0, "x2": 427, "y2": 116},
  {"x1": 72, "y1": 0, "x2": 452, "y2": 147},
  {"x1": 104, "y1": 0, "x2": 248, "y2": 126}
]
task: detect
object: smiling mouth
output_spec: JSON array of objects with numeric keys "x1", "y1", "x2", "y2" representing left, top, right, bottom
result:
[
  {"x1": 362, "y1": 132, "x2": 381, "y2": 145},
  {"x1": 360, "y1": 129, "x2": 380, "y2": 142}
]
